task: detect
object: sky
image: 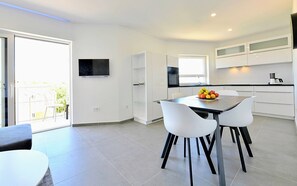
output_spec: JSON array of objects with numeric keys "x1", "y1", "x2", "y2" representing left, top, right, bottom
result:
[{"x1": 15, "y1": 37, "x2": 70, "y2": 84}]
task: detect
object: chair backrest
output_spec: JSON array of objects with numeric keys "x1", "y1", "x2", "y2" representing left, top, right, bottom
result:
[
  {"x1": 160, "y1": 101, "x2": 217, "y2": 138},
  {"x1": 217, "y1": 90, "x2": 239, "y2": 96},
  {"x1": 219, "y1": 97, "x2": 255, "y2": 127},
  {"x1": 171, "y1": 92, "x2": 183, "y2": 99}
]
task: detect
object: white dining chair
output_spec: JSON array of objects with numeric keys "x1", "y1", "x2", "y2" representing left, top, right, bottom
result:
[
  {"x1": 216, "y1": 89, "x2": 239, "y2": 143},
  {"x1": 219, "y1": 96, "x2": 255, "y2": 172},
  {"x1": 169, "y1": 92, "x2": 206, "y2": 157},
  {"x1": 160, "y1": 101, "x2": 217, "y2": 186}
]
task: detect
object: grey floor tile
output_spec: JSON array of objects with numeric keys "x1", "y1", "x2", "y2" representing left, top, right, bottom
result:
[
  {"x1": 231, "y1": 165, "x2": 297, "y2": 186},
  {"x1": 31, "y1": 116, "x2": 297, "y2": 185},
  {"x1": 55, "y1": 164, "x2": 131, "y2": 186}
]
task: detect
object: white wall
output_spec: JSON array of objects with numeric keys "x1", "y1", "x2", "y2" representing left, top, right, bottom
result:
[
  {"x1": 116, "y1": 27, "x2": 166, "y2": 121},
  {"x1": 213, "y1": 27, "x2": 293, "y2": 84},
  {"x1": 72, "y1": 25, "x2": 166, "y2": 124},
  {"x1": 165, "y1": 41, "x2": 216, "y2": 84},
  {"x1": 0, "y1": 6, "x2": 73, "y2": 40},
  {"x1": 292, "y1": 0, "x2": 297, "y2": 127}
]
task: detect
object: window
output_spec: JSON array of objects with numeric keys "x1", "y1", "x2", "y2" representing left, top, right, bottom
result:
[{"x1": 178, "y1": 56, "x2": 208, "y2": 85}]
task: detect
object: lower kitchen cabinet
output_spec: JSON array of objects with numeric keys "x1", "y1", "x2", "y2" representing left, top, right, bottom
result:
[
  {"x1": 253, "y1": 86, "x2": 294, "y2": 119},
  {"x1": 168, "y1": 85, "x2": 294, "y2": 120}
]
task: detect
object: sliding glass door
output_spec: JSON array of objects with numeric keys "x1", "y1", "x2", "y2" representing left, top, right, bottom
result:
[{"x1": 0, "y1": 37, "x2": 7, "y2": 127}]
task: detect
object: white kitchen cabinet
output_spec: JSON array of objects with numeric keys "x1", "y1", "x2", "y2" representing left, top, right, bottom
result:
[
  {"x1": 253, "y1": 86, "x2": 294, "y2": 119},
  {"x1": 216, "y1": 55, "x2": 248, "y2": 69},
  {"x1": 215, "y1": 43, "x2": 247, "y2": 69},
  {"x1": 166, "y1": 55, "x2": 179, "y2": 67},
  {"x1": 216, "y1": 34, "x2": 292, "y2": 68},
  {"x1": 248, "y1": 35, "x2": 292, "y2": 66},
  {"x1": 248, "y1": 48, "x2": 292, "y2": 66},
  {"x1": 248, "y1": 35, "x2": 291, "y2": 53},
  {"x1": 216, "y1": 43, "x2": 246, "y2": 58},
  {"x1": 132, "y1": 51, "x2": 167, "y2": 124},
  {"x1": 167, "y1": 88, "x2": 180, "y2": 99},
  {"x1": 179, "y1": 87, "x2": 193, "y2": 96},
  {"x1": 223, "y1": 86, "x2": 254, "y2": 97}
]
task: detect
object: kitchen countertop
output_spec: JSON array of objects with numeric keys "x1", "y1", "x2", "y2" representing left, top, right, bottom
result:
[{"x1": 170, "y1": 84, "x2": 294, "y2": 88}]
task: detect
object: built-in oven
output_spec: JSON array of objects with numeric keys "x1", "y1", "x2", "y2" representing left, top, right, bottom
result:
[{"x1": 167, "y1": 67, "x2": 179, "y2": 87}]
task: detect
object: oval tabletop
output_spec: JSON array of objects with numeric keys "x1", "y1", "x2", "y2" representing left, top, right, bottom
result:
[{"x1": 0, "y1": 150, "x2": 49, "y2": 186}]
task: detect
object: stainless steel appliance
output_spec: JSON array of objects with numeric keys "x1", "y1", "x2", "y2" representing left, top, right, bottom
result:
[
  {"x1": 269, "y1": 73, "x2": 283, "y2": 84},
  {"x1": 167, "y1": 67, "x2": 179, "y2": 87}
]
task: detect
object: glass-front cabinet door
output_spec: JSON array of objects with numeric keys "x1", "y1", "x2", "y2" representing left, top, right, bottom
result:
[
  {"x1": 248, "y1": 35, "x2": 291, "y2": 53},
  {"x1": 215, "y1": 43, "x2": 246, "y2": 58}
]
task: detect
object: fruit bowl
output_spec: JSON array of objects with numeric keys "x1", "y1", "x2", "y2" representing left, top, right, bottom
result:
[{"x1": 198, "y1": 88, "x2": 219, "y2": 100}]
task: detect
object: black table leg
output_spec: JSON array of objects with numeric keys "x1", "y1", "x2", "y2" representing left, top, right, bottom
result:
[{"x1": 213, "y1": 113, "x2": 226, "y2": 186}]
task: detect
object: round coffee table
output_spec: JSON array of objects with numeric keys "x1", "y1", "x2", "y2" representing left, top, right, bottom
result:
[{"x1": 0, "y1": 150, "x2": 49, "y2": 186}]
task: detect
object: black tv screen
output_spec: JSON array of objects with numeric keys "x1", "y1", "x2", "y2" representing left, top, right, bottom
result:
[
  {"x1": 79, "y1": 59, "x2": 109, "y2": 76},
  {"x1": 291, "y1": 13, "x2": 297, "y2": 49}
]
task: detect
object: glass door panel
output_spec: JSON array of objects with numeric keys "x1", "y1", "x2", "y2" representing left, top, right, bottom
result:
[{"x1": 0, "y1": 37, "x2": 7, "y2": 127}]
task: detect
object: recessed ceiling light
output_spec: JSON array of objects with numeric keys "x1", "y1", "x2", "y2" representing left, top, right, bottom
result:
[
  {"x1": 228, "y1": 28, "x2": 233, "y2": 32},
  {"x1": 211, "y1": 13, "x2": 216, "y2": 17}
]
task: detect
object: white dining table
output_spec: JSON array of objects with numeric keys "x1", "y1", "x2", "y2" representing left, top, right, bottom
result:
[{"x1": 0, "y1": 150, "x2": 49, "y2": 186}]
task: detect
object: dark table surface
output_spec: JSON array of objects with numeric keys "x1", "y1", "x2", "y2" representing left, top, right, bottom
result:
[{"x1": 167, "y1": 95, "x2": 248, "y2": 114}]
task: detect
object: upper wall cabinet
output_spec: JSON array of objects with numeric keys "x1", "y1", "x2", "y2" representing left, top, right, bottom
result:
[
  {"x1": 247, "y1": 35, "x2": 292, "y2": 66},
  {"x1": 215, "y1": 43, "x2": 247, "y2": 69},
  {"x1": 215, "y1": 34, "x2": 292, "y2": 69},
  {"x1": 248, "y1": 35, "x2": 291, "y2": 53},
  {"x1": 216, "y1": 43, "x2": 246, "y2": 58},
  {"x1": 167, "y1": 55, "x2": 179, "y2": 67}
]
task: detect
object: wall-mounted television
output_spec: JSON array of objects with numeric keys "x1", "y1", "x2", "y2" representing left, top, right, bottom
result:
[
  {"x1": 291, "y1": 13, "x2": 297, "y2": 49},
  {"x1": 79, "y1": 59, "x2": 109, "y2": 76}
]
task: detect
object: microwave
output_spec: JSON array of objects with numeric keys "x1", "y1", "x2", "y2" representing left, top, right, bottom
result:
[{"x1": 167, "y1": 67, "x2": 179, "y2": 87}]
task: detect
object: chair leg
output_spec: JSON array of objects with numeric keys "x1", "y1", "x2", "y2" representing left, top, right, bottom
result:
[
  {"x1": 220, "y1": 126, "x2": 224, "y2": 137},
  {"x1": 239, "y1": 128, "x2": 253, "y2": 157},
  {"x1": 230, "y1": 127, "x2": 236, "y2": 143},
  {"x1": 174, "y1": 136, "x2": 179, "y2": 145},
  {"x1": 195, "y1": 138, "x2": 200, "y2": 155},
  {"x1": 199, "y1": 137, "x2": 216, "y2": 174},
  {"x1": 241, "y1": 127, "x2": 252, "y2": 144},
  {"x1": 161, "y1": 133, "x2": 172, "y2": 158},
  {"x1": 234, "y1": 127, "x2": 247, "y2": 172},
  {"x1": 206, "y1": 134, "x2": 211, "y2": 144},
  {"x1": 187, "y1": 138, "x2": 194, "y2": 186},
  {"x1": 161, "y1": 134, "x2": 175, "y2": 169},
  {"x1": 184, "y1": 138, "x2": 187, "y2": 157}
]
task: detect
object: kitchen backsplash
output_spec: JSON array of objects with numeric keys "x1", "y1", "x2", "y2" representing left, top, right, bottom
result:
[{"x1": 212, "y1": 62, "x2": 293, "y2": 84}]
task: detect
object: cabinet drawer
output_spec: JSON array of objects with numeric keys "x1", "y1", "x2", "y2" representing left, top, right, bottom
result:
[
  {"x1": 254, "y1": 92, "x2": 294, "y2": 104},
  {"x1": 167, "y1": 88, "x2": 180, "y2": 99},
  {"x1": 254, "y1": 103, "x2": 294, "y2": 117},
  {"x1": 238, "y1": 91, "x2": 253, "y2": 97},
  {"x1": 224, "y1": 86, "x2": 253, "y2": 91},
  {"x1": 248, "y1": 48, "x2": 292, "y2": 66},
  {"x1": 179, "y1": 87, "x2": 193, "y2": 96},
  {"x1": 254, "y1": 86, "x2": 293, "y2": 92}
]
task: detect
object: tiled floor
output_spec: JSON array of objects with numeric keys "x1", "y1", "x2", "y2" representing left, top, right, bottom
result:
[{"x1": 32, "y1": 116, "x2": 297, "y2": 186}]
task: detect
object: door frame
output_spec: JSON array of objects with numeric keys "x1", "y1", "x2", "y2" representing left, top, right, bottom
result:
[
  {"x1": 0, "y1": 29, "x2": 73, "y2": 126},
  {"x1": 0, "y1": 30, "x2": 15, "y2": 126}
]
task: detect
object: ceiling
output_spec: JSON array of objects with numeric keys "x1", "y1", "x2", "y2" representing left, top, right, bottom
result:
[{"x1": 2, "y1": 0, "x2": 293, "y2": 42}]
